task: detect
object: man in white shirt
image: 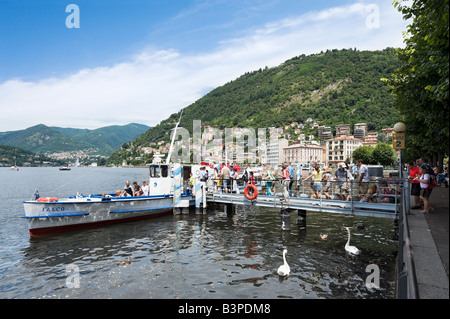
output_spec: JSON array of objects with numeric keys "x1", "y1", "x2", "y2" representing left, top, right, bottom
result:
[
  {"x1": 357, "y1": 159, "x2": 370, "y2": 198},
  {"x1": 142, "y1": 181, "x2": 149, "y2": 196}
]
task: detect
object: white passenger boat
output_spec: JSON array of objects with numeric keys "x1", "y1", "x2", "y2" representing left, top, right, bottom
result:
[
  {"x1": 22, "y1": 164, "x2": 195, "y2": 236},
  {"x1": 22, "y1": 113, "x2": 196, "y2": 237}
]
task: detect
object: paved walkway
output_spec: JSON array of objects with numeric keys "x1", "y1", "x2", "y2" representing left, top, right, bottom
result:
[{"x1": 407, "y1": 185, "x2": 449, "y2": 299}]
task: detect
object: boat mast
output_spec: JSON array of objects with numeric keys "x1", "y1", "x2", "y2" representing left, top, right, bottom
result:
[{"x1": 166, "y1": 110, "x2": 183, "y2": 164}]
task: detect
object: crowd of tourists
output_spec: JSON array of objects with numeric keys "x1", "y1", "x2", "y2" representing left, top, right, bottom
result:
[{"x1": 115, "y1": 157, "x2": 447, "y2": 213}]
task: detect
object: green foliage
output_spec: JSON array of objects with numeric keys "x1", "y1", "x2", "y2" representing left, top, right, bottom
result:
[
  {"x1": 352, "y1": 143, "x2": 397, "y2": 166},
  {"x1": 384, "y1": 0, "x2": 449, "y2": 162},
  {"x1": 352, "y1": 146, "x2": 375, "y2": 165},
  {"x1": 372, "y1": 143, "x2": 397, "y2": 166}
]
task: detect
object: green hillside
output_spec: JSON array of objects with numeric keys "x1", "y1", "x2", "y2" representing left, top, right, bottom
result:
[
  {"x1": 110, "y1": 48, "x2": 401, "y2": 164},
  {"x1": 77, "y1": 123, "x2": 150, "y2": 155},
  {"x1": 0, "y1": 124, "x2": 92, "y2": 153},
  {"x1": 0, "y1": 123, "x2": 150, "y2": 156}
]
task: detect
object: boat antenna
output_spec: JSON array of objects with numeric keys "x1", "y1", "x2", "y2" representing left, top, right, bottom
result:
[{"x1": 166, "y1": 110, "x2": 183, "y2": 164}]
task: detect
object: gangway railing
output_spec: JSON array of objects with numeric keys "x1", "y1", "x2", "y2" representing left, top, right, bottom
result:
[{"x1": 198, "y1": 177, "x2": 402, "y2": 219}]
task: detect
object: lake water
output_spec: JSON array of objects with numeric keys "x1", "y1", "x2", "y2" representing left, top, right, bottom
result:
[{"x1": 0, "y1": 167, "x2": 398, "y2": 299}]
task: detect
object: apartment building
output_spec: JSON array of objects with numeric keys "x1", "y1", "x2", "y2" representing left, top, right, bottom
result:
[
  {"x1": 266, "y1": 138, "x2": 288, "y2": 166},
  {"x1": 335, "y1": 124, "x2": 351, "y2": 137},
  {"x1": 283, "y1": 143, "x2": 324, "y2": 165},
  {"x1": 326, "y1": 136, "x2": 363, "y2": 165},
  {"x1": 354, "y1": 123, "x2": 368, "y2": 139},
  {"x1": 364, "y1": 132, "x2": 379, "y2": 147}
]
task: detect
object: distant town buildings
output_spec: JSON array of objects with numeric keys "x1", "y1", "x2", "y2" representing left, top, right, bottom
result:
[
  {"x1": 364, "y1": 132, "x2": 379, "y2": 147},
  {"x1": 115, "y1": 119, "x2": 393, "y2": 167}
]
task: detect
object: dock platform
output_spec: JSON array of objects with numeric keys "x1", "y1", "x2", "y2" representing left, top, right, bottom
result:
[{"x1": 206, "y1": 192, "x2": 399, "y2": 219}]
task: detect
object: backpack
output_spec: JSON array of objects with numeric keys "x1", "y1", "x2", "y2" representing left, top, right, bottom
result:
[
  {"x1": 423, "y1": 163, "x2": 436, "y2": 180},
  {"x1": 427, "y1": 176, "x2": 436, "y2": 190}
]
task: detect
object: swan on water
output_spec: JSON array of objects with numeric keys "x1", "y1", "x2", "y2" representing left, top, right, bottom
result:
[
  {"x1": 344, "y1": 227, "x2": 360, "y2": 255},
  {"x1": 277, "y1": 249, "x2": 290, "y2": 276}
]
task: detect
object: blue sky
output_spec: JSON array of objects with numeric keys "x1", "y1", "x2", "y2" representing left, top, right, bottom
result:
[{"x1": 0, "y1": 0, "x2": 409, "y2": 131}]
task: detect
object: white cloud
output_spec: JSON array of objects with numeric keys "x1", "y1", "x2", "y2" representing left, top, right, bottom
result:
[{"x1": 0, "y1": 1, "x2": 407, "y2": 132}]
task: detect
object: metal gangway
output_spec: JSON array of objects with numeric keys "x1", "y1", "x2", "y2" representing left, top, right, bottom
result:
[{"x1": 202, "y1": 178, "x2": 403, "y2": 219}]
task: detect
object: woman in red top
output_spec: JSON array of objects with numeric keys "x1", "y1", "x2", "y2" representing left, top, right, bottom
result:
[{"x1": 407, "y1": 161, "x2": 422, "y2": 209}]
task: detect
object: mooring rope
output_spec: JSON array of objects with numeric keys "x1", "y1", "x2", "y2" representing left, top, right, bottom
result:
[{"x1": 33, "y1": 167, "x2": 102, "y2": 198}]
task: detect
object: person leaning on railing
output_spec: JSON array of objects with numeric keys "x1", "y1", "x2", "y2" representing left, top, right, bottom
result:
[
  {"x1": 303, "y1": 165, "x2": 323, "y2": 199},
  {"x1": 380, "y1": 181, "x2": 399, "y2": 203},
  {"x1": 335, "y1": 163, "x2": 350, "y2": 201}
]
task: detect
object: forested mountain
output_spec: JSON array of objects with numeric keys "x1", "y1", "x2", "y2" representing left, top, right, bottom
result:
[
  {"x1": 53, "y1": 123, "x2": 151, "y2": 155},
  {"x1": 0, "y1": 124, "x2": 92, "y2": 153},
  {"x1": 0, "y1": 123, "x2": 150, "y2": 156},
  {"x1": 112, "y1": 48, "x2": 401, "y2": 164}
]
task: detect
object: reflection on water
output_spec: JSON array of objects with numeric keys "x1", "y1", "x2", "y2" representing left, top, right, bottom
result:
[
  {"x1": 14, "y1": 206, "x2": 396, "y2": 299},
  {"x1": 0, "y1": 168, "x2": 397, "y2": 299}
]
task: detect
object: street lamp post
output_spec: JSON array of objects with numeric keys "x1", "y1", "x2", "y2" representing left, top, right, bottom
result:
[{"x1": 393, "y1": 122, "x2": 406, "y2": 179}]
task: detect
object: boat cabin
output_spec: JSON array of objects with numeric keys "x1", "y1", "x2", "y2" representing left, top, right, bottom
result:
[
  {"x1": 148, "y1": 164, "x2": 198, "y2": 196},
  {"x1": 149, "y1": 164, "x2": 172, "y2": 195}
]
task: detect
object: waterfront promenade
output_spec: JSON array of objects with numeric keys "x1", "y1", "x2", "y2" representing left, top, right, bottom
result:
[{"x1": 407, "y1": 186, "x2": 449, "y2": 299}]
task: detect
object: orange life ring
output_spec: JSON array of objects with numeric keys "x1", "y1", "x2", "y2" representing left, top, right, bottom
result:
[
  {"x1": 37, "y1": 197, "x2": 59, "y2": 202},
  {"x1": 244, "y1": 184, "x2": 258, "y2": 200}
]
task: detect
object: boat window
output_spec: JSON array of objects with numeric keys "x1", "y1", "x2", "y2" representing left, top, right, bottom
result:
[
  {"x1": 149, "y1": 165, "x2": 161, "y2": 178},
  {"x1": 161, "y1": 165, "x2": 168, "y2": 178}
]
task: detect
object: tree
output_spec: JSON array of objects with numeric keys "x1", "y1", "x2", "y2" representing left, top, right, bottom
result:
[
  {"x1": 352, "y1": 146, "x2": 374, "y2": 165},
  {"x1": 383, "y1": 0, "x2": 449, "y2": 169},
  {"x1": 372, "y1": 143, "x2": 397, "y2": 166},
  {"x1": 97, "y1": 158, "x2": 107, "y2": 166}
]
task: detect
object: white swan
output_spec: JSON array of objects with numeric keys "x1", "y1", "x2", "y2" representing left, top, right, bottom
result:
[
  {"x1": 344, "y1": 227, "x2": 360, "y2": 255},
  {"x1": 277, "y1": 249, "x2": 290, "y2": 276}
]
